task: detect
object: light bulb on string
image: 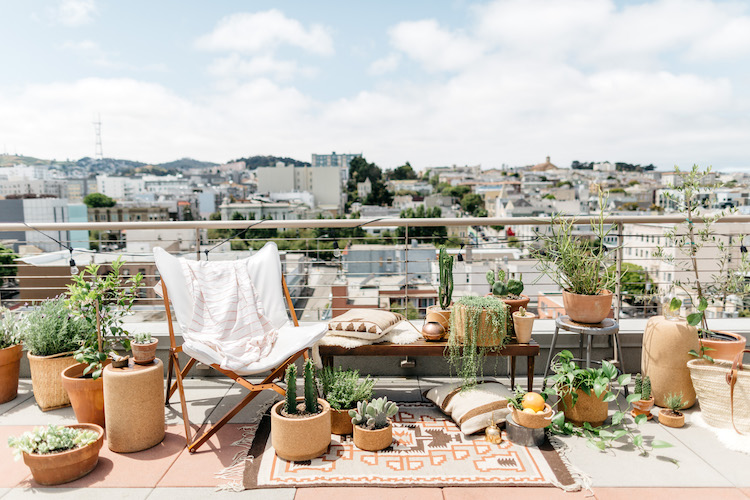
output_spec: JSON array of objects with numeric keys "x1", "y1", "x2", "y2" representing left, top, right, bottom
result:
[
  {"x1": 69, "y1": 258, "x2": 79, "y2": 275},
  {"x1": 333, "y1": 240, "x2": 341, "y2": 259}
]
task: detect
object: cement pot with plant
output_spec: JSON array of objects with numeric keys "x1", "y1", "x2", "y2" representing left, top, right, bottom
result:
[
  {"x1": 350, "y1": 397, "x2": 399, "y2": 452},
  {"x1": 512, "y1": 306, "x2": 536, "y2": 344},
  {"x1": 319, "y1": 366, "x2": 374, "y2": 435}
]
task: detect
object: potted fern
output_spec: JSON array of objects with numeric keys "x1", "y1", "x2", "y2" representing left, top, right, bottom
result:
[
  {"x1": 349, "y1": 396, "x2": 399, "y2": 451},
  {"x1": 319, "y1": 366, "x2": 375, "y2": 435},
  {"x1": 271, "y1": 359, "x2": 331, "y2": 461},
  {"x1": 0, "y1": 307, "x2": 23, "y2": 404},
  {"x1": 658, "y1": 393, "x2": 685, "y2": 428},
  {"x1": 425, "y1": 246, "x2": 454, "y2": 337},
  {"x1": 631, "y1": 374, "x2": 654, "y2": 420}
]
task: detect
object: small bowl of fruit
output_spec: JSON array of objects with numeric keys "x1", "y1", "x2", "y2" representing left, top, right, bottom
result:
[{"x1": 508, "y1": 391, "x2": 554, "y2": 429}]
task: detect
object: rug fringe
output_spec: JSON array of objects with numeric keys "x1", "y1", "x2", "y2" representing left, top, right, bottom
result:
[{"x1": 547, "y1": 434, "x2": 594, "y2": 496}]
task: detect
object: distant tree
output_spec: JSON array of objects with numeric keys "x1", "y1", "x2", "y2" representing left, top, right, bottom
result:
[
  {"x1": 608, "y1": 263, "x2": 653, "y2": 300},
  {"x1": 0, "y1": 244, "x2": 18, "y2": 282},
  {"x1": 389, "y1": 162, "x2": 418, "y2": 181},
  {"x1": 396, "y1": 206, "x2": 447, "y2": 244},
  {"x1": 441, "y1": 185, "x2": 471, "y2": 199},
  {"x1": 460, "y1": 193, "x2": 484, "y2": 215},
  {"x1": 543, "y1": 193, "x2": 556, "y2": 200},
  {"x1": 83, "y1": 193, "x2": 116, "y2": 208},
  {"x1": 347, "y1": 157, "x2": 392, "y2": 207}
]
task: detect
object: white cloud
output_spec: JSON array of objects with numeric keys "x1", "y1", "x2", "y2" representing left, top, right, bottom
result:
[
  {"x1": 208, "y1": 54, "x2": 316, "y2": 81},
  {"x1": 389, "y1": 20, "x2": 484, "y2": 72},
  {"x1": 55, "y1": 0, "x2": 97, "y2": 26},
  {"x1": 368, "y1": 53, "x2": 401, "y2": 75},
  {"x1": 196, "y1": 10, "x2": 333, "y2": 56}
]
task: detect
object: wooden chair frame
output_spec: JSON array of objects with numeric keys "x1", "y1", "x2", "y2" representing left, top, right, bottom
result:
[{"x1": 161, "y1": 275, "x2": 307, "y2": 453}]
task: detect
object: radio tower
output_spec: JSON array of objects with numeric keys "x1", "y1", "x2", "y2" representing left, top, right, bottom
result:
[{"x1": 93, "y1": 114, "x2": 103, "y2": 160}]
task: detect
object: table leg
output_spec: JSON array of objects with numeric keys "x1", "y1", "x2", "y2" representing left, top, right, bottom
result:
[
  {"x1": 579, "y1": 332, "x2": 584, "y2": 360},
  {"x1": 322, "y1": 355, "x2": 334, "y2": 368},
  {"x1": 586, "y1": 334, "x2": 592, "y2": 369},
  {"x1": 510, "y1": 356, "x2": 516, "y2": 389},
  {"x1": 527, "y1": 356, "x2": 534, "y2": 392},
  {"x1": 543, "y1": 326, "x2": 560, "y2": 380}
]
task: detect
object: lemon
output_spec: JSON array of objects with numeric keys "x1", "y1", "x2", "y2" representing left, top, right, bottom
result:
[{"x1": 523, "y1": 408, "x2": 536, "y2": 414}]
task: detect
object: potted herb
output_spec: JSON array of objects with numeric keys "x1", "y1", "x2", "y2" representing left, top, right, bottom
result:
[
  {"x1": 131, "y1": 332, "x2": 158, "y2": 365},
  {"x1": 631, "y1": 374, "x2": 654, "y2": 420},
  {"x1": 512, "y1": 306, "x2": 536, "y2": 344},
  {"x1": 533, "y1": 194, "x2": 615, "y2": 324},
  {"x1": 0, "y1": 307, "x2": 23, "y2": 404},
  {"x1": 425, "y1": 246, "x2": 454, "y2": 337},
  {"x1": 271, "y1": 360, "x2": 331, "y2": 461},
  {"x1": 319, "y1": 366, "x2": 375, "y2": 435},
  {"x1": 658, "y1": 393, "x2": 685, "y2": 428},
  {"x1": 486, "y1": 268, "x2": 529, "y2": 315},
  {"x1": 8, "y1": 423, "x2": 104, "y2": 485},
  {"x1": 350, "y1": 396, "x2": 399, "y2": 451},
  {"x1": 447, "y1": 295, "x2": 509, "y2": 389},
  {"x1": 23, "y1": 297, "x2": 90, "y2": 411}
]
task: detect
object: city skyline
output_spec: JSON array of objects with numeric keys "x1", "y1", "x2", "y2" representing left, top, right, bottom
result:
[{"x1": 2, "y1": 0, "x2": 750, "y2": 171}]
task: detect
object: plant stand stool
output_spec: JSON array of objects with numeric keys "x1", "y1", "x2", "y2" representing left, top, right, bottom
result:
[
  {"x1": 543, "y1": 315, "x2": 624, "y2": 380},
  {"x1": 103, "y1": 359, "x2": 165, "y2": 453}
]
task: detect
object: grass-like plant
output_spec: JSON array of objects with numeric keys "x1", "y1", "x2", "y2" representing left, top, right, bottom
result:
[
  {"x1": 8, "y1": 425, "x2": 99, "y2": 459},
  {"x1": 664, "y1": 393, "x2": 684, "y2": 416},
  {"x1": 318, "y1": 366, "x2": 375, "y2": 411}
]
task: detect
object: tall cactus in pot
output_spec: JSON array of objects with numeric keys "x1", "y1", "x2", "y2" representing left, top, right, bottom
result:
[{"x1": 438, "y1": 247, "x2": 454, "y2": 310}]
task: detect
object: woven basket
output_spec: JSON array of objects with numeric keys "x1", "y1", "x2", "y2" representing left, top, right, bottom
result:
[
  {"x1": 28, "y1": 352, "x2": 77, "y2": 411},
  {"x1": 688, "y1": 353, "x2": 750, "y2": 433}
]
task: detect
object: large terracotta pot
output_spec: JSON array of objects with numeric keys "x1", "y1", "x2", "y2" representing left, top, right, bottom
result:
[
  {"x1": 642, "y1": 316, "x2": 698, "y2": 408},
  {"x1": 561, "y1": 388, "x2": 608, "y2": 427},
  {"x1": 0, "y1": 344, "x2": 23, "y2": 404},
  {"x1": 21, "y1": 423, "x2": 104, "y2": 485},
  {"x1": 61, "y1": 363, "x2": 108, "y2": 428},
  {"x1": 331, "y1": 407, "x2": 354, "y2": 435},
  {"x1": 28, "y1": 352, "x2": 77, "y2": 411},
  {"x1": 271, "y1": 398, "x2": 331, "y2": 461},
  {"x1": 512, "y1": 311, "x2": 536, "y2": 344},
  {"x1": 353, "y1": 422, "x2": 393, "y2": 451},
  {"x1": 562, "y1": 290, "x2": 613, "y2": 324},
  {"x1": 700, "y1": 331, "x2": 747, "y2": 362},
  {"x1": 131, "y1": 339, "x2": 158, "y2": 365},
  {"x1": 502, "y1": 294, "x2": 530, "y2": 316},
  {"x1": 425, "y1": 306, "x2": 451, "y2": 334},
  {"x1": 451, "y1": 303, "x2": 508, "y2": 347}
]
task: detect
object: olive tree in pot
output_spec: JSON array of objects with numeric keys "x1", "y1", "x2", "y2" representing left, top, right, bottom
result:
[
  {"x1": 425, "y1": 246, "x2": 453, "y2": 339},
  {"x1": 0, "y1": 307, "x2": 23, "y2": 404},
  {"x1": 349, "y1": 396, "x2": 399, "y2": 451},
  {"x1": 319, "y1": 366, "x2": 374, "y2": 435}
]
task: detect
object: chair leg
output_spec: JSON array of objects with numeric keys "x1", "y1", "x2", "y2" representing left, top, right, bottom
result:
[
  {"x1": 579, "y1": 332, "x2": 584, "y2": 360},
  {"x1": 168, "y1": 358, "x2": 197, "y2": 401},
  {"x1": 543, "y1": 326, "x2": 560, "y2": 380},
  {"x1": 171, "y1": 352, "x2": 193, "y2": 448},
  {"x1": 165, "y1": 353, "x2": 174, "y2": 406}
]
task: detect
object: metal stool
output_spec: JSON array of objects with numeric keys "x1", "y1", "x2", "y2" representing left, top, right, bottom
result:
[{"x1": 543, "y1": 315, "x2": 625, "y2": 380}]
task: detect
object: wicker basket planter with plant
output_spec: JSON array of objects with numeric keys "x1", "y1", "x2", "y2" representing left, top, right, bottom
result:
[
  {"x1": 319, "y1": 366, "x2": 375, "y2": 435},
  {"x1": 507, "y1": 388, "x2": 554, "y2": 429},
  {"x1": 350, "y1": 397, "x2": 399, "y2": 451},
  {"x1": 425, "y1": 246, "x2": 454, "y2": 339},
  {"x1": 0, "y1": 307, "x2": 23, "y2": 404},
  {"x1": 8, "y1": 424, "x2": 104, "y2": 485},
  {"x1": 630, "y1": 374, "x2": 654, "y2": 420},
  {"x1": 131, "y1": 332, "x2": 158, "y2": 365},
  {"x1": 658, "y1": 393, "x2": 686, "y2": 429},
  {"x1": 512, "y1": 306, "x2": 536, "y2": 344},
  {"x1": 271, "y1": 360, "x2": 331, "y2": 461}
]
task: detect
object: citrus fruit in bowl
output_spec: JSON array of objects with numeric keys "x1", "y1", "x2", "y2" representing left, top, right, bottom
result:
[
  {"x1": 508, "y1": 402, "x2": 554, "y2": 429},
  {"x1": 521, "y1": 392, "x2": 546, "y2": 412}
]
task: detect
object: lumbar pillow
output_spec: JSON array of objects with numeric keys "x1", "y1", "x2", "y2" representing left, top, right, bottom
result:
[
  {"x1": 327, "y1": 309, "x2": 405, "y2": 340},
  {"x1": 425, "y1": 381, "x2": 513, "y2": 435}
]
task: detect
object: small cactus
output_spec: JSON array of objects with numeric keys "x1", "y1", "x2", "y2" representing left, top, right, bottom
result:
[
  {"x1": 438, "y1": 247, "x2": 454, "y2": 310},
  {"x1": 303, "y1": 359, "x2": 318, "y2": 413},
  {"x1": 349, "y1": 397, "x2": 399, "y2": 429},
  {"x1": 487, "y1": 269, "x2": 524, "y2": 297},
  {"x1": 641, "y1": 375, "x2": 652, "y2": 401},
  {"x1": 132, "y1": 332, "x2": 153, "y2": 344},
  {"x1": 634, "y1": 373, "x2": 642, "y2": 395},
  {"x1": 349, "y1": 400, "x2": 369, "y2": 426},
  {"x1": 517, "y1": 306, "x2": 527, "y2": 317},
  {"x1": 285, "y1": 364, "x2": 297, "y2": 414}
]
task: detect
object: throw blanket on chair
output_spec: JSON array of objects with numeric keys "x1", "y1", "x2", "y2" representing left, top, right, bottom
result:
[{"x1": 180, "y1": 259, "x2": 278, "y2": 372}]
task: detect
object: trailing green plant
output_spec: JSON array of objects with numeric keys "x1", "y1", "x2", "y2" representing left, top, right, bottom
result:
[
  {"x1": 664, "y1": 393, "x2": 684, "y2": 415},
  {"x1": 0, "y1": 307, "x2": 22, "y2": 349},
  {"x1": 303, "y1": 359, "x2": 318, "y2": 413},
  {"x1": 348, "y1": 396, "x2": 398, "y2": 430},
  {"x1": 66, "y1": 258, "x2": 143, "y2": 379},
  {"x1": 23, "y1": 296, "x2": 92, "y2": 357},
  {"x1": 7, "y1": 425, "x2": 99, "y2": 460},
  {"x1": 132, "y1": 332, "x2": 153, "y2": 344},
  {"x1": 318, "y1": 366, "x2": 375, "y2": 411},
  {"x1": 438, "y1": 246, "x2": 454, "y2": 310},
  {"x1": 447, "y1": 295, "x2": 509, "y2": 389},
  {"x1": 284, "y1": 363, "x2": 297, "y2": 415},
  {"x1": 486, "y1": 269, "x2": 524, "y2": 298}
]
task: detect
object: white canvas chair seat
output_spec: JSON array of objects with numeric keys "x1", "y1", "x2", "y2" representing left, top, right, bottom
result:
[{"x1": 153, "y1": 242, "x2": 327, "y2": 452}]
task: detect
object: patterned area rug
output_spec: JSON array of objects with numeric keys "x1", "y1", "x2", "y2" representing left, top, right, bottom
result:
[{"x1": 241, "y1": 403, "x2": 580, "y2": 490}]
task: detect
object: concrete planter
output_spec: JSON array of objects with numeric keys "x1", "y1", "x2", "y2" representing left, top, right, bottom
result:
[
  {"x1": 642, "y1": 316, "x2": 698, "y2": 408},
  {"x1": 0, "y1": 344, "x2": 22, "y2": 404},
  {"x1": 353, "y1": 421, "x2": 393, "y2": 451},
  {"x1": 271, "y1": 398, "x2": 331, "y2": 461},
  {"x1": 21, "y1": 424, "x2": 104, "y2": 485},
  {"x1": 562, "y1": 290, "x2": 613, "y2": 324},
  {"x1": 512, "y1": 311, "x2": 536, "y2": 344}
]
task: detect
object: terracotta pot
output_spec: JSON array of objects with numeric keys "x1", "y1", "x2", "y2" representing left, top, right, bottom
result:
[
  {"x1": 502, "y1": 294, "x2": 530, "y2": 316},
  {"x1": 561, "y1": 388, "x2": 608, "y2": 427},
  {"x1": 61, "y1": 363, "x2": 108, "y2": 428},
  {"x1": 562, "y1": 290, "x2": 613, "y2": 324},
  {"x1": 658, "y1": 409, "x2": 685, "y2": 428},
  {"x1": 0, "y1": 344, "x2": 23, "y2": 404},
  {"x1": 271, "y1": 398, "x2": 331, "y2": 461},
  {"x1": 631, "y1": 396, "x2": 655, "y2": 420},
  {"x1": 425, "y1": 306, "x2": 451, "y2": 334},
  {"x1": 353, "y1": 421, "x2": 393, "y2": 451},
  {"x1": 22, "y1": 423, "x2": 104, "y2": 485},
  {"x1": 700, "y1": 331, "x2": 747, "y2": 362},
  {"x1": 512, "y1": 311, "x2": 536, "y2": 344},
  {"x1": 508, "y1": 403, "x2": 554, "y2": 429},
  {"x1": 131, "y1": 339, "x2": 158, "y2": 365},
  {"x1": 642, "y1": 316, "x2": 698, "y2": 409},
  {"x1": 331, "y1": 407, "x2": 354, "y2": 435},
  {"x1": 451, "y1": 303, "x2": 508, "y2": 347},
  {"x1": 27, "y1": 352, "x2": 77, "y2": 411},
  {"x1": 421, "y1": 321, "x2": 445, "y2": 341}
]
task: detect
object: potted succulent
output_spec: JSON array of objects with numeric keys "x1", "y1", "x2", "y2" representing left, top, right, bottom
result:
[
  {"x1": 425, "y1": 246, "x2": 454, "y2": 337},
  {"x1": 23, "y1": 297, "x2": 90, "y2": 411},
  {"x1": 349, "y1": 396, "x2": 399, "y2": 451},
  {"x1": 507, "y1": 387, "x2": 553, "y2": 429},
  {"x1": 0, "y1": 307, "x2": 23, "y2": 404},
  {"x1": 486, "y1": 268, "x2": 529, "y2": 315},
  {"x1": 658, "y1": 393, "x2": 685, "y2": 428},
  {"x1": 631, "y1": 374, "x2": 654, "y2": 420},
  {"x1": 447, "y1": 295, "x2": 509, "y2": 389},
  {"x1": 271, "y1": 359, "x2": 331, "y2": 461},
  {"x1": 512, "y1": 306, "x2": 536, "y2": 344},
  {"x1": 131, "y1": 332, "x2": 158, "y2": 365},
  {"x1": 8, "y1": 423, "x2": 104, "y2": 485},
  {"x1": 319, "y1": 366, "x2": 375, "y2": 435},
  {"x1": 62, "y1": 258, "x2": 142, "y2": 427},
  {"x1": 533, "y1": 193, "x2": 615, "y2": 324}
]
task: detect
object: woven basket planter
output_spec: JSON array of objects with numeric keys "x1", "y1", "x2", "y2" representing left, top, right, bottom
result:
[
  {"x1": 27, "y1": 352, "x2": 77, "y2": 411},
  {"x1": 688, "y1": 357, "x2": 750, "y2": 433}
]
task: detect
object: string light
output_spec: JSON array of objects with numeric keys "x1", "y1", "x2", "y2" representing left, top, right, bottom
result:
[{"x1": 69, "y1": 248, "x2": 79, "y2": 275}]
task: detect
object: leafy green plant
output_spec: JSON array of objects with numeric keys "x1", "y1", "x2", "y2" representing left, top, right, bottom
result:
[
  {"x1": 486, "y1": 268, "x2": 524, "y2": 298},
  {"x1": 0, "y1": 307, "x2": 22, "y2": 349},
  {"x1": 284, "y1": 363, "x2": 297, "y2": 414},
  {"x1": 349, "y1": 396, "x2": 398, "y2": 430},
  {"x1": 318, "y1": 366, "x2": 375, "y2": 411},
  {"x1": 447, "y1": 295, "x2": 509, "y2": 389},
  {"x1": 507, "y1": 386, "x2": 527, "y2": 410},
  {"x1": 438, "y1": 246, "x2": 454, "y2": 310},
  {"x1": 23, "y1": 297, "x2": 92, "y2": 357},
  {"x1": 7, "y1": 425, "x2": 99, "y2": 459},
  {"x1": 132, "y1": 333, "x2": 153, "y2": 344}
]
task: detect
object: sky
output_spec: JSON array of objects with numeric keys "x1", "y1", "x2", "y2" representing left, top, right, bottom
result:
[{"x1": 1, "y1": 0, "x2": 750, "y2": 171}]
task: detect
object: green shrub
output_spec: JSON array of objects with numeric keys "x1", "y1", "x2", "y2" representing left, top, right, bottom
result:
[
  {"x1": 319, "y1": 366, "x2": 375, "y2": 411},
  {"x1": 0, "y1": 307, "x2": 22, "y2": 349},
  {"x1": 8, "y1": 425, "x2": 99, "y2": 459},
  {"x1": 23, "y1": 297, "x2": 90, "y2": 356}
]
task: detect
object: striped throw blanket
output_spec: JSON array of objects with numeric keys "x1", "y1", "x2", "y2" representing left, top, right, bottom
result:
[{"x1": 180, "y1": 259, "x2": 278, "y2": 372}]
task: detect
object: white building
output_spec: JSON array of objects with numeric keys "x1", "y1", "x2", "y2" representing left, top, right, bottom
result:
[
  {"x1": 256, "y1": 162, "x2": 342, "y2": 211},
  {"x1": 96, "y1": 175, "x2": 145, "y2": 200}
]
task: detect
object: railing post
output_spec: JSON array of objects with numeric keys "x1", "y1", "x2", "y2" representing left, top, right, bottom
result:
[{"x1": 615, "y1": 222, "x2": 623, "y2": 322}]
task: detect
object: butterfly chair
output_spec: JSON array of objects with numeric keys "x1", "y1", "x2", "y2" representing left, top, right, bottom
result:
[{"x1": 153, "y1": 242, "x2": 328, "y2": 453}]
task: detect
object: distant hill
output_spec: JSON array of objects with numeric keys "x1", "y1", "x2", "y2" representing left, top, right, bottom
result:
[
  {"x1": 231, "y1": 155, "x2": 310, "y2": 169},
  {"x1": 156, "y1": 158, "x2": 218, "y2": 170},
  {"x1": 0, "y1": 154, "x2": 76, "y2": 167}
]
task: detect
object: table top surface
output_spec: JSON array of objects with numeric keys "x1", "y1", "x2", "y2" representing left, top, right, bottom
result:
[
  {"x1": 555, "y1": 315, "x2": 619, "y2": 334},
  {"x1": 318, "y1": 338, "x2": 540, "y2": 356}
]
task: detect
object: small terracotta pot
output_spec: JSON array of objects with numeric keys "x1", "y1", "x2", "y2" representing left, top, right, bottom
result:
[
  {"x1": 28, "y1": 352, "x2": 77, "y2": 411},
  {"x1": 425, "y1": 306, "x2": 451, "y2": 334},
  {"x1": 631, "y1": 396, "x2": 655, "y2": 420},
  {"x1": 271, "y1": 398, "x2": 331, "y2": 461},
  {"x1": 61, "y1": 363, "x2": 108, "y2": 428},
  {"x1": 331, "y1": 408, "x2": 354, "y2": 435},
  {"x1": 562, "y1": 388, "x2": 609, "y2": 427},
  {"x1": 699, "y1": 331, "x2": 747, "y2": 362},
  {"x1": 353, "y1": 421, "x2": 393, "y2": 451},
  {"x1": 658, "y1": 409, "x2": 685, "y2": 428},
  {"x1": 22, "y1": 423, "x2": 104, "y2": 485},
  {"x1": 562, "y1": 290, "x2": 613, "y2": 324},
  {"x1": 508, "y1": 403, "x2": 554, "y2": 429},
  {"x1": 512, "y1": 311, "x2": 536, "y2": 344},
  {"x1": 0, "y1": 343, "x2": 23, "y2": 404},
  {"x1": 502, "y1": 294, "x2": 530, "y2": 316},
  {"x1": 131, "y1": 339, "x2": 158, "y2": 365},
  {"x1": 421, "y1": 321, "x2": 445, "y2": 341}
]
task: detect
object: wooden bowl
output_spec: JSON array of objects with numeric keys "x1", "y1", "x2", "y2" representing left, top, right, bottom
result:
[{"x1": 508, "y1": 403, "x2": 554, "y2": 429}]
